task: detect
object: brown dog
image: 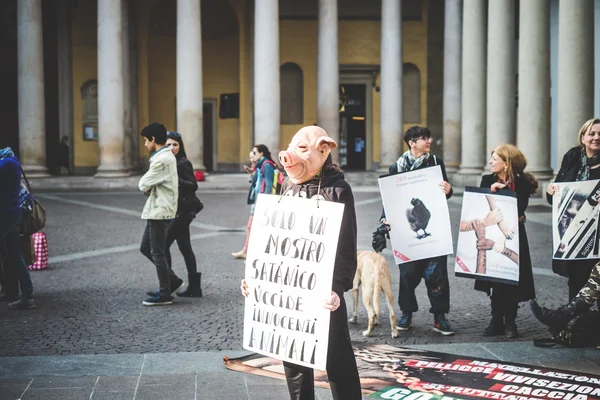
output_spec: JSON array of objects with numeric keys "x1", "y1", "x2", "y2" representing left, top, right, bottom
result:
[{"x1": 348, "y1": 250, "x2": 399, "y2": 338}]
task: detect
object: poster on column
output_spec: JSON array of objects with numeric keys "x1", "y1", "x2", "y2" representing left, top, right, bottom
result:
[
  {"x1": 378, "y1": 165, "x2": 453, "y2": 264},
  {"x1": 242, "y1": 193, "x2": 345, "y2": 371},
  {"x1": 455, "y1": 188, "x2": 519, "y2": 285},
  {"x1": 552, "y1": 180, "x2": 600, "y2": 260}
]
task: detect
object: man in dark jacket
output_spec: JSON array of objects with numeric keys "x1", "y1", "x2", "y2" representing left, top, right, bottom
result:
[
  {"x1": 379, "y1": 126, "x2": 454, "y2": 335},
  {"x1": 0, "y1": 147, "x2": 35, "y2": 309}
]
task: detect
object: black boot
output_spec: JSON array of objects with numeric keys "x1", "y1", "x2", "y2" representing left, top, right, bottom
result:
[
  {"x1": 177, "y1": 272, "x2": 202, "y2": 297},
  {"x1": 484, "y1": 299, "x2": 504, "y2": 336},
  {"x1": 504, "y1": 303, "x2": 519, "y2": 339},
  {"x1": 530, "y1": 297, "x2": 588, "y2": 335}
]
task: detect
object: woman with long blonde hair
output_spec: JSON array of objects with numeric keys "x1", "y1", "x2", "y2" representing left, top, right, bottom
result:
[{"x1": 475, "y1": 144, "x2": 538, "y2": 338}]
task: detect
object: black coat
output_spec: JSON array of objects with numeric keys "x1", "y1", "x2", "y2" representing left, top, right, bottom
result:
[
  {"x1": 474, "y1": 174, "x2": 536, "y2": 303},
  {"x1": 176, "y1": 157, "x2": 203, "y2": 215},
  {"x1": 547, "y1": 146, "x2": 597, "y2": 277}
]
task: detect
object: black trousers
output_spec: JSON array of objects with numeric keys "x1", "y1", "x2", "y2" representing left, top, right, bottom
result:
[
  {"x1": 140, "y1": 220, "x2": 178, "y2": 297},
  {"x1": 283, "y1": 296, "x2": 362, "y2": 400},
  {"x1": 165, "y1": 212, "x2": 197, "y2": 276},
  {"x1": 490, "y1": 296, "x2": 518, "y2": 322},
  {"x1": 398, "y1": 255, "x2": 450, "y2": 314}
]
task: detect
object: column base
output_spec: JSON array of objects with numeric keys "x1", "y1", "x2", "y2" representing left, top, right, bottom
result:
[
  {"x1": 454, "y1": 167, "x2": 484, "y2": 188},
  {"x1": 21, "y1": 165, "x2": 50, "y2": 178},
  {"x1": 95, "y1": 165, "x2": 131, "y2": 178},
  {"x1": 527, "y1": 166, "x2": 554, "y2": 181}
]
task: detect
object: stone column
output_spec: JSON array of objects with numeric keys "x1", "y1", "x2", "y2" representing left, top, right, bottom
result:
[
  {"x1": 317, "y1": 0, "x2": 340, "y2": 164},
  {"x1": 122, "y1": 0, "x2": 133, "y2": 172},
  {"x1": 486, "y1": 0, "x2": 515, "y2": 155},
  {"x1": 177, "y1": 0, "x2": 205, "y2": 170},
  {"x1": 443, "y1": 0, "x2": 462, "y2": 173},
  {"x1": 96, "y1": 0, "x2": 128, "y2": 177},
  {"x1": 253, "y1": 0, "x2": 280, "y2": 154},
  {"x1": 457, "y1": 0, "x2": 486, "y2": 184},
  {"x1": 17, "y1": 0, "x2": 49, "y2": 177},
  {"x1": 57, "y1": 0, "x2": 73, "y2": 174},
  {"x1": 517, "y1": 0, "x2": 552, "y2": 179},
  {"x1": 557, "y1": 0, "x2": 594, "y2": 167},
  {"x1": 380, "y1": 0, "x2": 402, "y2": 169}
]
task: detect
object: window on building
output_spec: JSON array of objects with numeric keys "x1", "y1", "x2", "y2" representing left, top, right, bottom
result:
[
  {"x1": 280, "y1": 63, "x2": 304, "y2": 124},
  {"x1": 403, "y1": 63, "x2": 421, "y2": 123}
]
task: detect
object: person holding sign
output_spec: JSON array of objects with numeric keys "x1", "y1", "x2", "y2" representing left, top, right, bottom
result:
[
  {"x1": 476, "y1": 144, "x2": 538, "y2": 338},
  {"x1": 232, "y1": 145, "x2": 277, "y2": 260},
  {"x1": 378, "y1": 126, "x2": 455, "y2": 336},
  {"x1": 241, "y1": 125, "x2": 362, "y2": 400},
  {"x1": 546, "y1": 118, "x2": 600, "y2": 301}
]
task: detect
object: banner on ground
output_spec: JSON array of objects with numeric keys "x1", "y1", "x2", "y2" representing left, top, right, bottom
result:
[
  {"x1": 224, "y1": 343, "x2": 600, "y2": 399},
  {"x1": 242, "y1": 193, "x2": 345, "y2": 370},
  {"x1": 378, "y1": 165, "x2": 453, "y2": 264},
  {"x1": 552, "y1": 180, "x2": 600, "y2": 260},
  {"x1": 455, "y1": 187, "x2": 519, "y2": 285}
]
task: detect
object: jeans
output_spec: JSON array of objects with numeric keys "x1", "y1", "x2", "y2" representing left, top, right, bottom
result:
[
  {"x1": 398, "y1": 255, "x2": 450, "y2": 314},
  {"x1": 140, "y1": 219, "x2": 178, "y2": 297},
  {"x1": 0, "y1": 211, "x2": 33, "y2": 298},
  {"x1": 165, "y1": 212, "x2": 197, "y2": 276}
]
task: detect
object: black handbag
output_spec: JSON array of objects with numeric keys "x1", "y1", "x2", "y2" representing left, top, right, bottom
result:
[{"x1": 19, "y1": 169, "x2": 46, "y2": 236}]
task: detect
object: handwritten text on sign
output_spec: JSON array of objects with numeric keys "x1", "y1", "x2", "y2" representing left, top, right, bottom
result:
[{"x1": 243, "y1": 194, "x2": 345, "y2": 370}]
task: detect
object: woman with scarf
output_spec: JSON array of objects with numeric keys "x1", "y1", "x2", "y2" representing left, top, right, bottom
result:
[
  {"x1": 547, "y1": 118, "x2": 600, "y2": 301},
  {"x1": 379, "y1": 126, "x2": 455, "y2": 336},
  {"x1": 231, "y1": 144, "x2": 276, "y2": 260},
  {"x1": 161, "y1": 132, "x2": 204, "y2": 297},
  {"x1": 476, "y1": 144, "x2": 538, "y2": 338}
]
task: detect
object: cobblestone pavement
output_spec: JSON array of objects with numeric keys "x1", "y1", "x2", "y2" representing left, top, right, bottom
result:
[{"x1": 0, "y1": 189, "x2": 565, "y2": 357}]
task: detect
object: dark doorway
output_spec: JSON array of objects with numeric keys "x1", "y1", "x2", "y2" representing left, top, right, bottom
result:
[
  {"x1": 203, "y1": 102, "x2": 214, "y2": 172},
  {"x1": 339, "y1": 84, "x2": 367, "y2": 170}
]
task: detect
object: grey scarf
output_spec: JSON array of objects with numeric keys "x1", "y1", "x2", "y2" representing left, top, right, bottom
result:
[{"x1": 396, "y1": 150, "x2": 430, "y2": 173}]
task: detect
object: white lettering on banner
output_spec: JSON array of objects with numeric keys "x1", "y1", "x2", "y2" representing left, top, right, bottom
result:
[{"x1": 242, "y1": 194, "x2": 345, "y2": 370}]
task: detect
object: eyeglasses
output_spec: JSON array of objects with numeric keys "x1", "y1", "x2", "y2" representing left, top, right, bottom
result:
[
  {"x1": 167, "y1": 131, "x2": 181, "y2": 138},
  {"x1": 412, "y1": 136, "x2": 432, "y2": 143}
]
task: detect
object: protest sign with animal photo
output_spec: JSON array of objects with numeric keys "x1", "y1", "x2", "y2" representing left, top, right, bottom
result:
[
  {"x1": 455, "y1": 188, "x2": 519, "y2": 285},
  {"x1": 552, "y1": 180, "x2": 600, "y2": 260},
  {"x1": 242, "y1": 193, "x2": 344, "y2": 370},
  {"x1": 378, "y1": 165, "x2": 453, "y2": 264}
]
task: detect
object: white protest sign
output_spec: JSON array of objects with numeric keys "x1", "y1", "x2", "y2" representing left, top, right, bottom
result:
[
  {"x1": 242, "y1": 193, "x2": 345, "y2": 370},
  {"x1": 455, "y1": 188, "x2": 519, "y2": 284},
  {"x1": 378, "y1": 165, "x2": 453, "y2": 264},
  {"x1": 552, "y1": 180, "x2": 600, "y2": 260}
]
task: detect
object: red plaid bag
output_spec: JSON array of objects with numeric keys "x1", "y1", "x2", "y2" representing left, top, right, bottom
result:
[{"x1": 29, "y1": 232, "x2": 49, "y2": 271}]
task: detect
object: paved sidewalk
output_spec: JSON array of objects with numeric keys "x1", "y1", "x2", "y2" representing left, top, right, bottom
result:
[{"x1": 0, "y1": 343, "x2": 597, "y2": 400}]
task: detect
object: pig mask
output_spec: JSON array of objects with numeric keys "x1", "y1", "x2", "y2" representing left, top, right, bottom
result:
[{"x1": 278, "y1": 126, "x2": 338, "y2": 184}]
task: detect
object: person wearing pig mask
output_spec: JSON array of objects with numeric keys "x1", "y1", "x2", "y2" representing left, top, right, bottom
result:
[{"x1": 241, "y1": 126, "x2": 362, "y2": 400}]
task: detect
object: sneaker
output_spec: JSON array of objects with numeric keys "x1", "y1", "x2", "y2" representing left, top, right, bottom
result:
[
  {"x1": 433, "y1": 314, "x2": 455, "y2": 336},
  {"x1": 396, "y1": 313, "x2": 412, "y2": 331},
  {"x1": 146, "y1": 277, "x2": 185, "y2": 297},
  {"x1": 0, "y1": 293, "x2": 20, "y2": 302},
  {"x1": 142, "y1": 294, "x2": 173, "y2": 306},
  {"x1": 8, "y1": 297, "x2": 36, "y2": 309}
]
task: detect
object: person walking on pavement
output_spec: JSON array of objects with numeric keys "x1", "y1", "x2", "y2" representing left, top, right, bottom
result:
[
  {"x1": 163, "y1": 131, "x2": 204, "y2": 297},
  {"x1": 231, "y1": 144, "x2": 276, "y2": 260},
  {"x1": 546, "y1": 118, "x2": 600, "y2": 301},
  {"x1": 0, "y1": 147, "x2": 36, "y2": 309},
  {"x1": 378, "y1": 126, "x2": 455, "y2": 336},
  {"x1": 530, "y1": 261, "x2": 600, "y2": 336},
  {"x1": 476, "y1": 144, "x2": 538, "y2": 338},
  {"x1": 138, "y1": 123, "x2": 183, "y2": 306}
]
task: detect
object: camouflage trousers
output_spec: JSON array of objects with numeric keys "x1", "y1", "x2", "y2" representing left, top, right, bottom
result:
[{"x1": 577, "y1": 262, "x2": 600, "y2": 305}]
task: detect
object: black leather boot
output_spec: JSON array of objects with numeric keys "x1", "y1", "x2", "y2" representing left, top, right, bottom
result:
[
  {"x1": 177, "y1": 272, "x2": 203, "y2": 297},
  {"x1": 530, "y1": 297, "x2": 588, "y2": 335},
  {"x1": 504, "y1": 303, "x2": 519, "y2": 338},
  {"x1": 484, "y1": 299, "x2": 504, "y2": 336}
]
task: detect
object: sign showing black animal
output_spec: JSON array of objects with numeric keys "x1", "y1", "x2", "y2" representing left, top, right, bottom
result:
[{"x1": 406, "y1": 198, "x2": 431, "y2": 239}]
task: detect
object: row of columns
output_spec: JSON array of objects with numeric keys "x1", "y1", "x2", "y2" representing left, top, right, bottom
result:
[{"x1": 444, "y1": 0, "x2": 595, "y2": 184}]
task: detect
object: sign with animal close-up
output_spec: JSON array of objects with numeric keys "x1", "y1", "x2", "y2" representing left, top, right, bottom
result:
[
  {"x1": 242, "y1": 193, "x2": 345, "y2": 370},
  {"x1": 378, "y1": 165, "x2": 453, "y2": 264},
  {"x1": 455, "y1": 188, "x2": 520, "y2": 284},
  {"x1": 552, "y1": 180, "x2": 600, "y2": 260}
]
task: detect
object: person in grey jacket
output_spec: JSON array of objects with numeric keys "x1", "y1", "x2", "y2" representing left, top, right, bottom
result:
[{"x1": 138, "y1": 123, "x2": 183, "y2": 306}]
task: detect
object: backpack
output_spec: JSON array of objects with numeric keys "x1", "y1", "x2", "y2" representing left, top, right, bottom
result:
[
  {"x1": 534, "y1": 310, "x2": 600, "y2": 348},
  {"x1": 261, "y1": 160, "x2": 285, "y2": 195}
]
